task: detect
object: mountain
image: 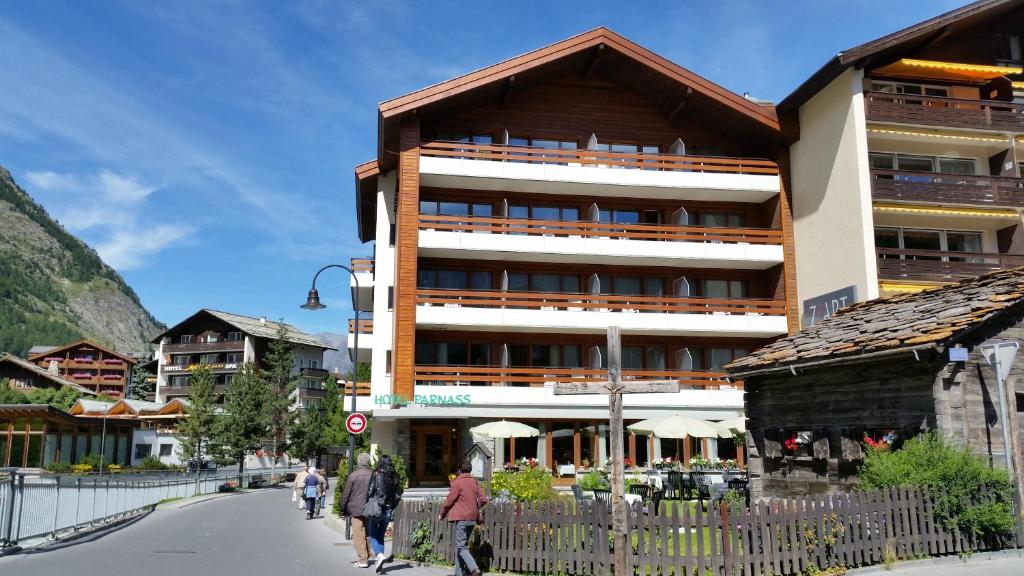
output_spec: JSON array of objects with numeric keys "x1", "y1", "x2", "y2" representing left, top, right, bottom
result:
[
  {"x1": 316, "y1": 332, "x2": 353, "y2": 374},
  {"x1": 0, "y1": 166, "x2": 163, "y2": 356}
]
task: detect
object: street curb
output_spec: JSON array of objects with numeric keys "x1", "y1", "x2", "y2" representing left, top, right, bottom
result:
[
  {"x1": 847, "y1": 549, "x2": 1024, "y2": 575},
  {"x1": 10, "y1": 507, "x2": 153, "y2": 555},
  {"x1": 325, "y1": 510, "x2": 350, "y2": 538}
]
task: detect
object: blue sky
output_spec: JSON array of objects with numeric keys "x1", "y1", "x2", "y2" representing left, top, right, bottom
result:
[{"x1": 0, "y1": 0, "x2": 963, "y2": 336}]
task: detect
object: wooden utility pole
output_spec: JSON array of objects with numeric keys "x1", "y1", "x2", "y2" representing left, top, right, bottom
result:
[{"x1": 554, "y1": 326, "x2": 677, "y2": 576}]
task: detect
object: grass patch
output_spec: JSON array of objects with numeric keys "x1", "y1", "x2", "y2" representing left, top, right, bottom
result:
[{"x1": 156, "y1": 496, "x2": 184, "y2": 506}]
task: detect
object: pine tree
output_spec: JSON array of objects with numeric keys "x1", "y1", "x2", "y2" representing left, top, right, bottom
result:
[
  {"x1": 127, "y1": 363, "x2": 153, "y2": 400},
  {"x1": 212, "y1": 362, "x2": 268, "y2": 473},
  {"x1": 290, "y1": 402, "x2": 325, "y2": 465},
  {"x1": 322, "y1": 375, "x2": 345, "y2": 448},
  {"x1": 177, "y1": 363, "x2": 217, "y2": 473},
  {"x1": 0, "y1": 378, "x2": 28, "y2": 404},
  {"x1": 263, "y1": 321, "x2": 298, "y2": 475}
]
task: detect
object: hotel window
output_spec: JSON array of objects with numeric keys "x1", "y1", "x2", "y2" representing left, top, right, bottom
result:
[
  {"x1": 309, "y1": 359, "x2": 319, "y2": 369},
  {"x1": 708, "y1": 348, "x2": 749, "y2": 371},
  {"x1": 226, "y1": 332, "x2": 244, "y2": 341},
  {"x1": 224, "y1": 352, "x2": 243, "y2": 363},
  {"x1": 595, "y1": 275, "x2": 663, "y2": 297},
  {"x1": 134, "y1": 444, "x2": 152, "y2": 459},
  {"x1": 599, "y1": 208, "x2": 641, "y2": 225},
  {"x1": 179, "y1": 335, "x2": 193, "y2": 344},
  {"x1": 875, "y1": 227, "x2": 983, "y2": 259},
  {"x1": 415, "y1": 341, "x2": 490, "y2": 366},
  {"x1": 170, "y1": 376, "x2": 189, "y2": 387},
  {"x1": 869, "y1": 152, "x2": 977, "y2": 177},
  {"x1": 172, "y1": 355, "x2": 190, "y2": 366},
  {"x1": 159, "y1": 444, "x2": 173, "y2": 457},
  {"x1": 595, "y1": 345, "x2": 667, "y2": 370},
  {"x1": 870, "y1": 80, "x2": 949, "y2": 101},
  {"x1": 417, "y1": 269, "x2": 491, "y2": 290},
  {"x1": 199, "y1": 354, "x2": 218, "y2": 364},
  {"x1": 702, "y1": 279, "x2": 747, "y2": 299},
  {"x1": 436, "y1": 131, "x2": 493, "y2": 145},
  {"x1": 697, "y1": 212, "x2": 746, "y2": 227},
  {"x1": 995, "y1": 33, "x2": 1022, "y2": 66},
  {"x1": 202, "y1": 333, "x2": 219, "y2": 343},
  {"x1": 419, "y1": 200, "x2": 493, "y2": 218},
  {"x1": 509, "y1": 204, "x2": 579, "y2": 222}
]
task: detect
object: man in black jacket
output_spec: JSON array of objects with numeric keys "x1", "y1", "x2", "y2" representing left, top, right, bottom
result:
[{"x1": 340, "y1": 452, "x2": 373, "y2": 568}]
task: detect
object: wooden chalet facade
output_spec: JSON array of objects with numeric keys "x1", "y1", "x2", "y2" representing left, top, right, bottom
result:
[
  {"x1": 352, "y1": 28, "x2": 798, "y2": 485},
  {"x1": 26, "y1": 340, "x2": 135, "y2": 397}
]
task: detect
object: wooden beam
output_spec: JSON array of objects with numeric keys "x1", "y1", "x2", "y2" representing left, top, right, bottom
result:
[
  {"x1": 553, "y1": 380, "x2": 679, "y2": 395},
  {"x1": 606, "y1": 325, "x2": 627, "y2": 576},
  {"x1": 584, "y1": 43, "x2": 604, "y2": 78}
]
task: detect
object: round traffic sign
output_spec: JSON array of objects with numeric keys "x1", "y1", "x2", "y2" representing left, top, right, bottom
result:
[{"x1": 345, "y1": 412, "x2": 368, "y2": 435}]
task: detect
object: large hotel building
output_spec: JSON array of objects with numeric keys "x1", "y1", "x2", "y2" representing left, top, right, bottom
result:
[{"x1": 350, "y1": 28, "x2": 797, "y2": 486}]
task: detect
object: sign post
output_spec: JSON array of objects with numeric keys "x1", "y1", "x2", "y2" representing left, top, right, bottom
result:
[
  {"x1": 554, "y1": 326, "x2": 677, "y2": 576},
  {"x1": 345, "y1": 412, "x2": 368, "y2": 435}
]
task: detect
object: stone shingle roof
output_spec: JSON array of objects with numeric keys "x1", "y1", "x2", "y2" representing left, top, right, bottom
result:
[
  {"x1": 201, "y1": 310, "x2": 332, "y2": 349},
  {"x1": 728, "y1": 267, "x2": 1024, "y2": 375},
  {"x1": 0, "y1": 353, "x2": 97, "y2": 396}
]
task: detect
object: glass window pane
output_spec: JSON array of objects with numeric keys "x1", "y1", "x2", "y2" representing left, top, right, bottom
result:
[
  {"x1": 938, "y1": 158, "x2": 976, "y2": 175},
  {"x1": 709, "y1": 348, "x2": 734, "y2": 371},
  {"x1": 622, "y1": 347, "x2": 644, "y2": 369},
  {"x1": 701, "y1": 213, "x2": 727, "y2": 227},
  {"x1": 615, "y1": 277, "x2": 642, "y2": 295},
  {"x1": 473, "y1": 134, "x2": 493, "y2": 144},
  {"x1": 597, "y1": 274, "x2": 612, "y2": 294},
  {"x1": 874, "y1": 228, "x2": 900, "y2": 249},
  {"x1": 532, "y1": 345, "x2": 554, "y2": 367},
  {"x1": 647, "y1": 347, "x2": 667, "y2": 370},
  {"x1": 897, "y1": 156, "x2": 935, "y2": 172},
  {"x1": 946, "y1": 232, "x2": 983, "y2": 253},
  {"x1": 533, "y1": 139, "x2": 558, "y2": 149},
  {"x1": 438, "y1": 270, "x2": 468, "y2": 289},
  {"x1": 562, "y1": 275, "x2": 580, "y2": 293},
  {"x1": 415, "y1": 341, "x2": 435, "y2": 364},
  {"x1": 507, "y1": 273, "x2": 528, "y2": 292},
  {"x1": 730, "y1": 280, "x2": 746, "y2": 298},
  {"x1": 444, "y1": 342, "x2": 468, "y2": 365},
  {"x1": 561, "y1": 207, "x2": 579, "y2": 222},
  {"x1": 508, "y1": 345, "x2": 529, "y2": 367},
  {"x1": 470, "y1": 271, "x2": 491, "y2": 290},
  {"x1": 727, "y1": 214, "x2": 746, "y2": 227},
  {"x1": 470, "y1": 343, "x2": 490, "y2": 366},
  {"x1": 472, "y1": 203, "x2": 492, "y2": 217},
  {"x1": 509, "y1": 205, "x2": 529, "y2": 219},
  {"x1": 532, "y1": 206, "x2": 559, "y2": 221},
  {"x1": 869, "y1": 153, "x2": 895, "y2": 170},
  {"x1": 509, "y1": 137, "x2": 529, "y2": 147},
  {"x1": 560, "y1": 141, "x2": 578, "y2": 150},
  {"x1": 599, "y1": 209, "x2": 612, "y2": 223},
  {"x1": 562, "y1": 345, "x2": 581, "y2": 368},
  {"x1": 439, "y1": 202, "x2": 469, "y2": 217},
  {"x1": 704, "y1": 279, "x2": 728, "y2": 298},
  {"x1": 419, "y1": 200, "x2": 437, "y2": 215},
  {"x1": 614, "y1": 210, "x2": 640, "y2": 225},
  {"x1": 644, "y1": 278, "x2": 664, "y2": 296},
  {"x1": 531, "y1": 274, "x2": 559, "y2": 293},
  {"x1": 611, "y1": 143, "x2": 637, "y2": 154},
  {"x1": 902, "y1": 229, "x2": 941, "y2": 252}
]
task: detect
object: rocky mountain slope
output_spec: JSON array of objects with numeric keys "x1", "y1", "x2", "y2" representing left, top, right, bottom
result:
[
  {"x1": 316, "y1": 332, "x2": 353, "y2": 374},
  {"x1": 0, "y1": 165, "x2": 163, "y2": 356}
]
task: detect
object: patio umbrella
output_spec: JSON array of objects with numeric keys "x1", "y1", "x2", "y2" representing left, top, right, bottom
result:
[
  {"x1": 470, "y1": 420, "x2": 540, "y2": 442},
  {"x1": 716, "y1": 416, "x2": 746, "y2": 435},
  {"x1": 627, "y1": 414, "x2": 726, "y2": 439}
]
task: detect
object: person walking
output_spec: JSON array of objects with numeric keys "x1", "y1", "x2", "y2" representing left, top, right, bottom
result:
[
  {"x1": 314, "y1": 468, "x2": 329, "y2": 517},
  {"x1": 439, "y1": 461, "x2": 488, "y2": 576},
  {"x1": 340, "y1": 453, "x2": 373, "y2": 568},
  {"x1": 294, "y1": 467, "x2": 309, "y2": 510},
  {"x1": 303, "y1": 466, "x2": 321, "y2": 519},
  {"x1": 366, "y1": 454, "x2": 403, "y2": 573}
]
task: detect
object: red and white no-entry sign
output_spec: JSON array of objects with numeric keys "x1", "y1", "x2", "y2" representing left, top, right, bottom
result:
[{"x1": 345, "y1": 412, "x2": 368, "y2": 435}]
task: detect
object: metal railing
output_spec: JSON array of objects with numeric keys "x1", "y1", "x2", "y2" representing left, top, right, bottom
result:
[{"x1": 0, "y1": 467, "x2": 294, "y2": 548}]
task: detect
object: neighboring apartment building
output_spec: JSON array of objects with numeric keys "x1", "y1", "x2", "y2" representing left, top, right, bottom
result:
[
  {"x1": 350, "y1": 28, "x2": 798, "y2": 486},
  {"x1": 151, "y1": 309, "x2": 333, "y2": 406},
  {"x1": 26, "y1": 340, "x2": 135, "y2": 397},
  {"x1": 0, "y1": 353, "x2": 96, "y2": 397},
  {"x1": 780, "y1": 0, "x2": 1024, "y2": 325}
]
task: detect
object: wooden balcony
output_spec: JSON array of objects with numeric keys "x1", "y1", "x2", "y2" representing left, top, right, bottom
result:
[
  {"x1": 419, "y1": 214, "x2": 783, "y2": 244},
  {"x1": 299, "y1": 367, "x2": 330, "y2": 379},
  {"x1": 420, "y1": 141, "x2": 779, "y2": 175},
  {"x1": 416, "y1": 289, "x2": 786, "y2": 315},
  {"x1": 864, "y1": 91, "x2": 1024, "y2": 132},
  {"x1": 876, "y1": 248, "x2": 1024, "y2": 282},
  {"x1": 163, "y1": 340, "x2": 245, "y2": 354},
  {"x1": 348, "y1": 319, "x2": 374, "y2": 334},
  {"x1": 871, "y1": 169, "x2": 1024, "y2": 208},
  {"x1": 414, "y1": 365, "x2": 737, "y2": 389},
  {"x1": 351, "y1": 258, "x2": 374, "y2": 273}
]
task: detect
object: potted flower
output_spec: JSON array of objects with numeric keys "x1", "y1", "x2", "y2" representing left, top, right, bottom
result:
[{"x1": 784, "y1": 431, "x2": 812, "y2": 457}]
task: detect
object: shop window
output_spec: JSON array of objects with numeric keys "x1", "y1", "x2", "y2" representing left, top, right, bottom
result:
[
  {"x1": 135, "y1": 444, "x2": 152, "y2": 459},
  {"x1": 159, "y1": 444, "x2": 173, "y2": 457}
]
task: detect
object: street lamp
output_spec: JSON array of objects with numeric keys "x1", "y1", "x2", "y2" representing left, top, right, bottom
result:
[{"x1": 301, "y1": 263, "x2": 361, "y2": 539}]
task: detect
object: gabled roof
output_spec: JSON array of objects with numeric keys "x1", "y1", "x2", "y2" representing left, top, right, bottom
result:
[
  {"x1": 26, "y1": 338, "x2": 136, "y2": 364},
  {"x1": 69, "y1": 398, "x2": 116, "y2": 415},
  {"x1": 779, "y1": 0, "x2": 1021, "y2": 113},
  {"x1": 728, "y1": 267, "x2": 1024, "y2": 376},
  {"x1": 151, "y1": 309, "x2": 333, "y2": 350},
  {"x1": 355, "y1": 159, "x2": 380, "y2": 243},
  {"x1": 27, "y1": 345, "x2": 57, "y2": 356},
  {"x1": 0, "y1": 353, "x2": 97, "y2": 396}
]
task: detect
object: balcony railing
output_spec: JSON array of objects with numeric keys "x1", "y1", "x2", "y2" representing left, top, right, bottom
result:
[
  {"x1": 416, "y1": 289, "x2": 786, "y2": 315},
  {"x1": 864, "y1": 91, "x2": 1024, "y2": 132},
  {"x1": 163, "y1": 340, "x2": 245, "y2": 354},
  {"x1": 414, "y1": 365, "x2": 738, "y2": 389},
  {"x1": 420, "y1": 141, "x2": 779, "y2": 175},
  {"x1": 871, "y1": 169, "x2": 1024, "y2": 208},
  {"x1": 351, "y1": 258, "x2": 374, "y2": 273},
  {"x1": 419, "y1": 214, "x2": 783, "y2": 245},
  {"x1": 348, "y1": 319, "x2": 374, "y2": 334},
  {"x1": 877, "y1": 248, "x2": 1024, "y2": 282}
]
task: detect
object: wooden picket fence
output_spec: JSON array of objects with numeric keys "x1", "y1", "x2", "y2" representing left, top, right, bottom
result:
[{"x1": 392, "y1": 487, "x2": 1017, "y2": 576}]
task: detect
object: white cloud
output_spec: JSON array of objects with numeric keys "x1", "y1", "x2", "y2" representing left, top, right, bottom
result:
[{"x1": 22, "y1": 168, "x2": 193, "y2": 269}]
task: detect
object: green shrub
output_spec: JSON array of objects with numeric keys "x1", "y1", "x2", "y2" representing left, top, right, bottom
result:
[
  {"x1": 578, "y1": 470, "x2": 609, "y2": 491},
  {"x1": 333, "y1": 449, "x2": 409, "y2": 515},
  {"x1": 858, "y1": 432, "x2": 1015, "y2": 540},
  {"x1": 489, "y1": 467, "x2": 557, "y2": 502},
  {"x1": 79, "y1": 453, "x2": 105, "y2": 471},
  {"x1": 137, "y1": 455, "x2": 169, "y2": 470},
  {"x1": 45, "y1": 461, "x2": 72, "y2": 473}
]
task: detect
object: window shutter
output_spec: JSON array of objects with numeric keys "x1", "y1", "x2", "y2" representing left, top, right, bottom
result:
[
  {"x1": 841, "y1": 429, "x2": 864, "y2": 460},
  {"x1": 763, "y1": 429, "x2": 783, "y2": 459},
  {"x1": 812, "y1": 430, "x2": 830, "y2": 460}
]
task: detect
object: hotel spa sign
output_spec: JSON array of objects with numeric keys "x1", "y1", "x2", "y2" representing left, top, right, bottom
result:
[
  {"x1": 802, "y1": 286, "x2": 857, "y2": 328},
  {"x1": 164, "y1": 362, "x2": 239, "y2": 372}
]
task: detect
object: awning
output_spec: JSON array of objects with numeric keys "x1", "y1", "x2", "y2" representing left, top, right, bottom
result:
[
  {"x1": 878, "y1": 282, "x2": 942, "y2": 295},
  {"x1": 872, "y1": 59, "x2": 1021, "y2": 83},
  {"x1": 873, "y1": 203, "x2": 1020, "y2": 218}
]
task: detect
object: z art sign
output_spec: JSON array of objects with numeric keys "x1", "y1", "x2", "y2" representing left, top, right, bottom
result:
[{"x1": 802, "y1": 286, "x2": 857, "y2": 328}]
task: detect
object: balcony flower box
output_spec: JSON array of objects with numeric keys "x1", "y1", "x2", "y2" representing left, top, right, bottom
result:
[
  {"x1": 102, "y1": 359, "x2": 124, "y2": 365},
  {"x1": 103, "y1": 374, "x2": 121, "y2": 380},
  {"x1": 44, "y1": 357, "x2": 63, "y2": 362},
  {"x1": 72, "y1": 373, "x2": 92, "y2": 379}
]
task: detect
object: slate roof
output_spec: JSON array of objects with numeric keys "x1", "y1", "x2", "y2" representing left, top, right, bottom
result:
[
  {"x1": 0, "y1": 353, "x2": 97, "y2": 396},
  {"x1": 27, "y1": 345, "x2": 57, "y2": 356},
  {"x1": 728, "y1": 267, "x2": 1024, "y2": 375},
  {"x1": 152, "y1": 309, "x2": 334, "y2": 350}
]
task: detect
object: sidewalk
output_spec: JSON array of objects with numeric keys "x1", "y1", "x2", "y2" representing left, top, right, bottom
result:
[{"x1": 847, "y1": 550, "x2": 1023, "y2": 576}]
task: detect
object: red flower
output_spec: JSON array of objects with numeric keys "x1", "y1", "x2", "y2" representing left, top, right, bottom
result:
[{"x1": 783, "y1": 436, "x2": 799, "y2": 452}]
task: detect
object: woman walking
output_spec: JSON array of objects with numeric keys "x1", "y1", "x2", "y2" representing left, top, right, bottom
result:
[
  {"x1": 366, "y1": 455, "x2": 402, "y2": 573},
  {"x1": 439, "y1": 461, "x2": 488, "y2": 576},
  {"x1": 302, "y1": 466, "x2": 320, "y2": 519}
]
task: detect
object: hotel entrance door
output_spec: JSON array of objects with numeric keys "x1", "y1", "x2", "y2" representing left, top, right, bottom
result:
[{"x1": 410, "y1": 425, "x2": 457, "y2": 486}]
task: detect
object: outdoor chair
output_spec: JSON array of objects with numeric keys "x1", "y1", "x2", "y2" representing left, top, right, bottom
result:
[
  {"x1": 592, "y1": 488, "x2": 612, "y2": 511},
  {"x1": 691, "y1": 473, "x2": 713, "y2": 508},
  {"x1": 571, "y1": 484, "x2": 585, "y2": 501},
  {"x1": 665, "y1": 471, "x2": 681, "y2": 500},
  {"x1": 628, "y1": 484, "x2": 652, "y2": 501},
  {"x1": 649, "y1": 489, "x2": 665, "y2": 515}
]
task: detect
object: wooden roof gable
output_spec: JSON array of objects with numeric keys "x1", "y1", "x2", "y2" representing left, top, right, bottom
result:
[{"x1": 26, "y1": 338, "x2": 135, "y2": 364}]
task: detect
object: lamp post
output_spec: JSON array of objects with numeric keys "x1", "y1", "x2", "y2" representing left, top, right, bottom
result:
[{"x1": 301, "y1": 263, "x2": 361, "y2": 539}]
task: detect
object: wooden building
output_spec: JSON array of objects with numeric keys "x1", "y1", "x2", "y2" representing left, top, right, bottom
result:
[
  {"x1": 27, "y1": 340, "x2": 136, "y2": 397},
  {"x1": 351, "y1": 28, "x2": 796, "y2": 485},
  {"x1": 728, "y1": 267, "x2": 1024, "y2": 499},
  {"x1": 0, "y1": 353, "x2": 97, "y2": 397},
  {"x1": 0, "y1": 404, "x2": 136, "y2": 469}
]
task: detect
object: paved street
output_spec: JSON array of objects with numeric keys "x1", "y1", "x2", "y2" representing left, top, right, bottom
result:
[
  {"x1": 852, "y1": 553, "x2": 1024, "y2": 576},
  {"x1": 0, "y1": 486, "x2": 444, "y2": 576}
]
